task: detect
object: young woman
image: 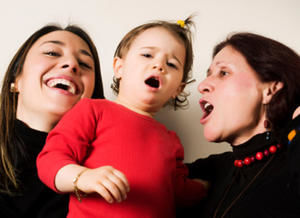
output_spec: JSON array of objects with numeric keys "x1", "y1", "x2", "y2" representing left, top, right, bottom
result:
[
  {"x1": 181, "y1": 32, "x2": 300, "y2": 218},
  {"x1": 0, "y1": 24, "x2": 104, "y2": 217}
]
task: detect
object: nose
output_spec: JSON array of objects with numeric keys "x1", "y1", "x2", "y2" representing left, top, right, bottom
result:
[
  {"x1": 198, "y1": 78, "x2": 214, "y2": 94},
  {"x1": 152, "y1": 62, "x2": 165, "y2": 73},
  {"x1": 61, "y1": 56, "x2": 80, "y2": 75}
]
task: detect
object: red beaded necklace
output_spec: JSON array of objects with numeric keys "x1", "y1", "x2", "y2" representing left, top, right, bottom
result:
[{"x1": 234, "y1": 144, "x2": 282, "y2": 168}]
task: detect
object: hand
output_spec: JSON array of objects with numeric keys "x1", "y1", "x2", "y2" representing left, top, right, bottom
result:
[
  {"x1": 77, "y1": 166, "x2": 130, "y2": 203},
  {"x1": 193, "y1": 178, "x2": 210, "y2": 190},
  {"x1": 293, "y1": 106, "x2": 300, "y2": 119}
]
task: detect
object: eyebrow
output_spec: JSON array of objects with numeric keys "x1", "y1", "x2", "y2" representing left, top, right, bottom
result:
[
  {"x1": 141, "y1": 46, "x2": 183, "y2": 66},
  {"x1": 40, "y1": 40, "x2": 93, "y2": 58}
]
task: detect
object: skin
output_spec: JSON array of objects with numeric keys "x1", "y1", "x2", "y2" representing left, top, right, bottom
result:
[
  {"x1": 198, "y1": 45, "x2": 283, "y2": 146},
  {"x1": 54, "y1": 27, "x2": 188, "y2": 204},
  {"x1": 15, "y1": 30, "x2": 95, "y2": 132},
  {"x1": 114, "y1": 27, "x2": 186, "y2": 117}
]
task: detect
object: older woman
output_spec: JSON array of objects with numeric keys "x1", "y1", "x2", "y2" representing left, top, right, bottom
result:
[{"x1": 181, "y1": 32, "x2": 300, "y2": 218}]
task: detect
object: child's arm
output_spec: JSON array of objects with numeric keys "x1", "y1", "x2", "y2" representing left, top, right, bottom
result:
[
  {"x1": 37, "y1": 99, "x2": 130, "y2": 203},
  {"x1": 55, "y1": 164, "x2": 130, "y2": 203}
]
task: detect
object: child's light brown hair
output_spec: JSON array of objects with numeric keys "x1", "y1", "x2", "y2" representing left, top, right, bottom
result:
[{"x1": 111, "y1": 15, "x2": 195, "y2": 109}]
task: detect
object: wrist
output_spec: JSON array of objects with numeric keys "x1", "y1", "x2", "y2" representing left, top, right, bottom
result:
[{"x1": 73, "y1": 168, "x2": 89, "y2": 202}]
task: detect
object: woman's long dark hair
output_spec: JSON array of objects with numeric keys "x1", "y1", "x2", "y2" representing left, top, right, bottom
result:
[
  {"x1": 213, "y1": 32, "x2": 300, "y2": 132},
  {"x1": 0, "y1": 24, "x2": 104, "y2": 194}
]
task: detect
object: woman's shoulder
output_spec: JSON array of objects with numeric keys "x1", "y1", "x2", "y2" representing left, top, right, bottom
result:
[{"x1": 186, "y1": 151, "x2": 233, "y2": 180}]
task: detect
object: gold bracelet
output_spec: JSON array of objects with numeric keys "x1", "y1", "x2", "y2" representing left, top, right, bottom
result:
[{"x1": 73, "y1": 168, "x2": 88, "y2": 202}]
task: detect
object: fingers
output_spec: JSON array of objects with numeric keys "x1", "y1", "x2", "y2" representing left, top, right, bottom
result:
[
  {"x1": 112, "y1": 170, "x2": 130, "y2": 192},
  {"x1": 101, "y1": 176, "x2": 126, "y2": 203},
  {"x1": 78, "y1": 166, "x2": 130, "y2": 204},
  {"x1": 292, "y1": 106, "x2": 300, "y2": 119}
]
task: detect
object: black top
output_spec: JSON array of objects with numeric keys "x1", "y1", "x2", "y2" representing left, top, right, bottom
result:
[
  {"x1": 178, "y1": 115, "x2": 300, "y2": 218},
  {"x1": 0, "y1": 120, "x2": 68, "y2": 218}
]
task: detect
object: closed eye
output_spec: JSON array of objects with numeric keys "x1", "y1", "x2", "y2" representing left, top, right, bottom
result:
[
  {"x1": 167, "y1": 62, "x2": 177, "y2": 69},
  {"x1": 44, "y1": 51, "x2": 60, "y2": 57},
  {"x1": 79, "y1": 61, "x2": 92, "y2": 69},
  {"x1": 141, "y1": 53, "x2": 152, "y2": 58}
]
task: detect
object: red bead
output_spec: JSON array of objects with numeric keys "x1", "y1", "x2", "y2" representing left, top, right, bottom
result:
[
  {"x1": 264, "y1": 149, "x2": 269, "y2": 156},
  {"x1": 244, "y1": 157, "x2": 251, "y2": 165},
  {"x1": 269, "y1": 145, "x2": 277, "y2": 154},
  {"x1": 234, "y1": 144, "x2": 283, "y2": 167},
  {"x1": 234, "y1": 160, "x2": 243, "y2": 167},
  {"x1": 256, "y1": 152, "x2": 264, "y2": 160}
]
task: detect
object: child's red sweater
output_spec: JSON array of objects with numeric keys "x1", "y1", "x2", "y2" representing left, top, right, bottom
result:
[{"x1": 37, "y1": 99, "x2": 206, "y2": 218}]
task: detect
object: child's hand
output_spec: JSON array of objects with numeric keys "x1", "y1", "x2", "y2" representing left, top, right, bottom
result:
[
  {"x1": 77, "y1": 166, "x2": 130, "y2": 203},
  {"x1": 193, "y1": 178, "x2": 210, "y2": 190}
]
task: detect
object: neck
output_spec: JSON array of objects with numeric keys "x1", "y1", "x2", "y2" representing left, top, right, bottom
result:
[
  {"x1": 230, "y1": 121, "x2": 267, "y2": 146},
  {"x1": 16, "y1": 112, "x2": 59, "y2": 132},
  {"x1": 115, "y1": 97, "x2": 156, "y2": 117}
]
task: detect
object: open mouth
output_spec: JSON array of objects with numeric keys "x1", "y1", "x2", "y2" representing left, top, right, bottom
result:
[
  {"x1": 200, "y1": 100, "x2": 214, "y2": 119},
  {"x1": 46, "y1": 78, "x2": 78, "y2": 95},
  {"x1": 145, "y1": 76, "x2": 160, "y2": 88}
]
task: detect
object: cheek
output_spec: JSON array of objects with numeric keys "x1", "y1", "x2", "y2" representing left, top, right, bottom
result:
[{"x1": 81, "y1": 74, "x2": 95, "y2": 98}]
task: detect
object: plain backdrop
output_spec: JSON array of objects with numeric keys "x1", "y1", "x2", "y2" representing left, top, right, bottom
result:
[{"x1": 0, "y1": 0, "x2": 299, "y2": 162}]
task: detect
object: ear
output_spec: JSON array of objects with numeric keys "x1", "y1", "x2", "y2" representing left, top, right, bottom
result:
[
  {"x1": 262, "y1": 81, "x2": 284, "y2": 104},
  {"x1": 113, "y1": 56, "x2": 124, "y2": 79},
  {"x1": 172, "y1": 82, "x2": 186, "y2": 99}
]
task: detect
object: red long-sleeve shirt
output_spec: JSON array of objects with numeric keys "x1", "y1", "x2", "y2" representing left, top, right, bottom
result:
[{"x1": 37, "y1": 99, "x2": 205, "y2": 218}]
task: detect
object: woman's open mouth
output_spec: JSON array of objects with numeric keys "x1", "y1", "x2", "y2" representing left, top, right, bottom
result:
[
  {"x1": 46, "y1": 78, "x2": 78, "y2": 95},
  {"x1": 200, "y1": 99, "x2": 214, "y2": 121}
]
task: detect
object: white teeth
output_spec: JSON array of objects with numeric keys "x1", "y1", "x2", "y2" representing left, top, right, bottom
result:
[
  {"x1": 204, "y1": 102, "x2": 211, "y2": 110},
  {"x1": 47, "y1": 78, "x2": 76, "y2": 94},
  {"x1": 204, "y1": 102, "x2": 213, "y2": 113}
]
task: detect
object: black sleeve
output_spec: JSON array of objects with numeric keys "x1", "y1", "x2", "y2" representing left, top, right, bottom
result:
[
  {"x1": 0, "y1": 195, "x2": 18, "y2": 218},
  {"x1": 285, "y1": 115, "x2": 300, "y2": 195},
  {"x1": 186, "y1": 152, "x2": 233, "y2": 182}
]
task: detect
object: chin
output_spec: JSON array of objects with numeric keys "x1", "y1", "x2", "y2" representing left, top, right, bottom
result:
[{"x1": 204, "y1": 128, "x2": 221, "y2": 142}]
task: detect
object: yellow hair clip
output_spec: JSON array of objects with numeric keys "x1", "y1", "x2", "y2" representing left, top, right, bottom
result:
[{"x1": 177, "y1": 20, "x2": 185, "y2": 28}]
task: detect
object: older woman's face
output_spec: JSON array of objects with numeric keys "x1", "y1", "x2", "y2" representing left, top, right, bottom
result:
[{"x1": 198, "y1": 45, "x2": 267, "y2": 145}]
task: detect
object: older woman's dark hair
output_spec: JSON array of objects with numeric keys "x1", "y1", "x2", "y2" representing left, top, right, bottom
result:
[{"x1": 213, "y1": 32, "x2": 300, "y2": 132}]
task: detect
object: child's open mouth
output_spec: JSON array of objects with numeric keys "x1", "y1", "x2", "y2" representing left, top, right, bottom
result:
[{"x1": 145, "y1": 76, "x2": 160, "y2": 89}]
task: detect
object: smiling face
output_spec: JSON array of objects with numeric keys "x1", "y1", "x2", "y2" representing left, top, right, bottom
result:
[
  {"x1": 15, "y1": 30, "x2": 95, "y2": 131},
  {"x1": 113, "y1": 27, "x2": 186, "y2": 116},
  {"x1": 198, "y1": 45, "x2": 270, "y2": 145}
]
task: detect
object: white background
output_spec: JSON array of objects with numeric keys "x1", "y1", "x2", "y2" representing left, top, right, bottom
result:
[{"x1": 0, "y1": 0, "x2": 299, "y2": 162}]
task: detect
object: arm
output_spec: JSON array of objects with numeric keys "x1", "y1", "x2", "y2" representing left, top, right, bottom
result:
[
  {"x1": 171, "y1": 132, "x2": 208, "y2": 207},
  {"x1": 55, "y1": 164, "x2": 129, "y2": 203},
  {"x1": 286, "y1": 107, "x2": 300, "y2": 195},
  {"x1": 37, "y1": 99, "x2": 129, "y2": 203}
]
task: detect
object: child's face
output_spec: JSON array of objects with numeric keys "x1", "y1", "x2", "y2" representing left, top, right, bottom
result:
[
  {"x1": 114, "y1": 27, "x2": 186, "y2": 116},
  {"x1": 15, "y1": 30, "x2": 95, "y2": 130}
]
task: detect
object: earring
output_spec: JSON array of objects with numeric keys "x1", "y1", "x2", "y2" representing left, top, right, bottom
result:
[
  {"x1": 10, "y1": 83, "x2": 18, "y2": 93},
  {"x1": 264, "y1": 119, "x2": 270, "y2": 129}
]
